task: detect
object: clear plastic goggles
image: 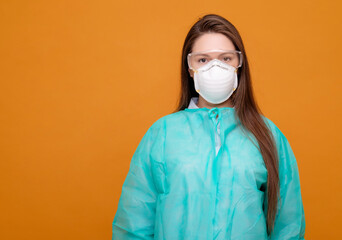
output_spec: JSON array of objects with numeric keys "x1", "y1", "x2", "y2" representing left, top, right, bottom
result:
[{"x1": 187, "y1": 49, "x2": 243, "y2": 71}]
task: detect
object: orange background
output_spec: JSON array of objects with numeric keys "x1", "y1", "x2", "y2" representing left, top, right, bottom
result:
[{"x1": 0, "y1": 0, "x2": 341, "y2": 239}]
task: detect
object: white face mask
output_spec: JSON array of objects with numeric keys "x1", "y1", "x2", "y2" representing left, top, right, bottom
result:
[{"x1": 193, "y1": 58, "x2": 238, "y2": 104}]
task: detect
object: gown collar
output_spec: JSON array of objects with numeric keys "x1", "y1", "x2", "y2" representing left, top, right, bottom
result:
[
  {"x1": 185, "y1": 97, "x2": 235, "y2": 121},
  {"x1": 187, "y1": 97, "x2": 200, "y2": 109}
]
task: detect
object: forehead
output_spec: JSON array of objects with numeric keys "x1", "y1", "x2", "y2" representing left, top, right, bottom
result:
[{"x1": 192, "y1": 32, "x2": 236, "y2": 52}]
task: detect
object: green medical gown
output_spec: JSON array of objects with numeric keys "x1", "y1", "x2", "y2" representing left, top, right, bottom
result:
[{"x1": 112, "y1": 106, "x2": 306, "y2": 239}]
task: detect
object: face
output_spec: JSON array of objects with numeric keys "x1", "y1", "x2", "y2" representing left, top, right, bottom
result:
[{"x1": 188, "y1": 32, "x2": 237, "y2": 78}]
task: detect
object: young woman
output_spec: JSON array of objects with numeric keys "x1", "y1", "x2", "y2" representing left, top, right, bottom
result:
[{"x1": 112, "y1": 14, "x2": 306, "y2": 240}]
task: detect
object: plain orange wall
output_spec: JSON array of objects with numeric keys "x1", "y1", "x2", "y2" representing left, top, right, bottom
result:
[{"x1": 1, "y1": 0, "x2": 341, "y2": 239}]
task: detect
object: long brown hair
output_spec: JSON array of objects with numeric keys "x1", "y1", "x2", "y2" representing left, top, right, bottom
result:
[{"x1": 173, "y1": 14, "x2": 280, "y2": 235}]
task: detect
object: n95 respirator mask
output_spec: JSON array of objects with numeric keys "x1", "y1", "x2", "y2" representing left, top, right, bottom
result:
[{"x1": 193, "y1": 59, "x2": 238, "y2": 104}]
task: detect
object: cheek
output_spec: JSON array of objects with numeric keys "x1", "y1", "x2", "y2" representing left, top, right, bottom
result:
[{"x1": 188, "y1": 69, "x2": 194, "y2": 77}]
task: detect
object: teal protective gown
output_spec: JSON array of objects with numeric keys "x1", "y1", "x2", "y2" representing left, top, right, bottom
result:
[{"x1": 112, "y1": 99, "x2": 306, "y2": 239}]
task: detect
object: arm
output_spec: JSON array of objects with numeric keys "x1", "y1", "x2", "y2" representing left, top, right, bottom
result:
[
  {"x1": 112, "y1": 120, "x2": 165, "y2": 239},
  {"x1": 267, "y1": 125, "x2": 306, "y2": 239}
]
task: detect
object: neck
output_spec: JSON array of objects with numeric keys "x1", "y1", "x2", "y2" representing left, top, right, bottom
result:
[{"x1": 197, "y1": 96, "x2": 234, "y2": 109}]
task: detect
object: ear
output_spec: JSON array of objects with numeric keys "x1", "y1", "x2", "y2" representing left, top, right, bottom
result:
[{"x1": 188, "y1": 68, "x2": 194, "y2": 78}]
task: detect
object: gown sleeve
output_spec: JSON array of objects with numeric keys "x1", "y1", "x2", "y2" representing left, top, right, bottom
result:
[
  {"x1": 112, "y1": 119, "x2": 165, "y2": 240},
  {"x1": 265, "y1": 120, "x2": 306, "y2": 239}
]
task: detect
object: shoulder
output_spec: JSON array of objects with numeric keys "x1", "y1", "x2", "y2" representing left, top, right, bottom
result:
[
  {"x1": 147, "y1": 110, "x2": 187, "y2": 132},
  {"x1": 261, "y1": 115, "x2": 297, "y2": 165},
  {"x1": 137, "y1": 111, "x2": 185, "y2": 157},
  {"x1": 141, "y1": 111, "x2": 186, "y2": 142},
  {"x1": 261, "y1": 115, "x2": 287, "y2": 143}
]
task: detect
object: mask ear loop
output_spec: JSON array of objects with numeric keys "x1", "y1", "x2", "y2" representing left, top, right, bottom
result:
[
  {"x1": 188, "y1": 62, "x2": 200, "y2": 92},
  {"x1": 232, "y1": 65, "x2": 240, "y2": 92}
]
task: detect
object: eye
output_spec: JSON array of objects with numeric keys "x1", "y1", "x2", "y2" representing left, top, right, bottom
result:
[
  {"x1": 223, "y1": 57, "x2": 231, "y2": 62},
  {"x1": 198, "y1": 58, "x2": 207, "y2": 64}
]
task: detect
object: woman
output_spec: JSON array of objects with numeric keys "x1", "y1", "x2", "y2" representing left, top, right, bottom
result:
[{"x1": 112, "y1": 14, "x2": 306, "y2": 239}]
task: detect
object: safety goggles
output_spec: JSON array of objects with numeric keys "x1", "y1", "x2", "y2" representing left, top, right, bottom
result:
[{"x1": 187, "y1": 49, "x2": 243, "y2": 71}]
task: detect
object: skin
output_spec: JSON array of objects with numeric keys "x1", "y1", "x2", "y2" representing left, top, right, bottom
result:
[{"x1": 188, "y1": 32, "x2": 238, "y2": 109}]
